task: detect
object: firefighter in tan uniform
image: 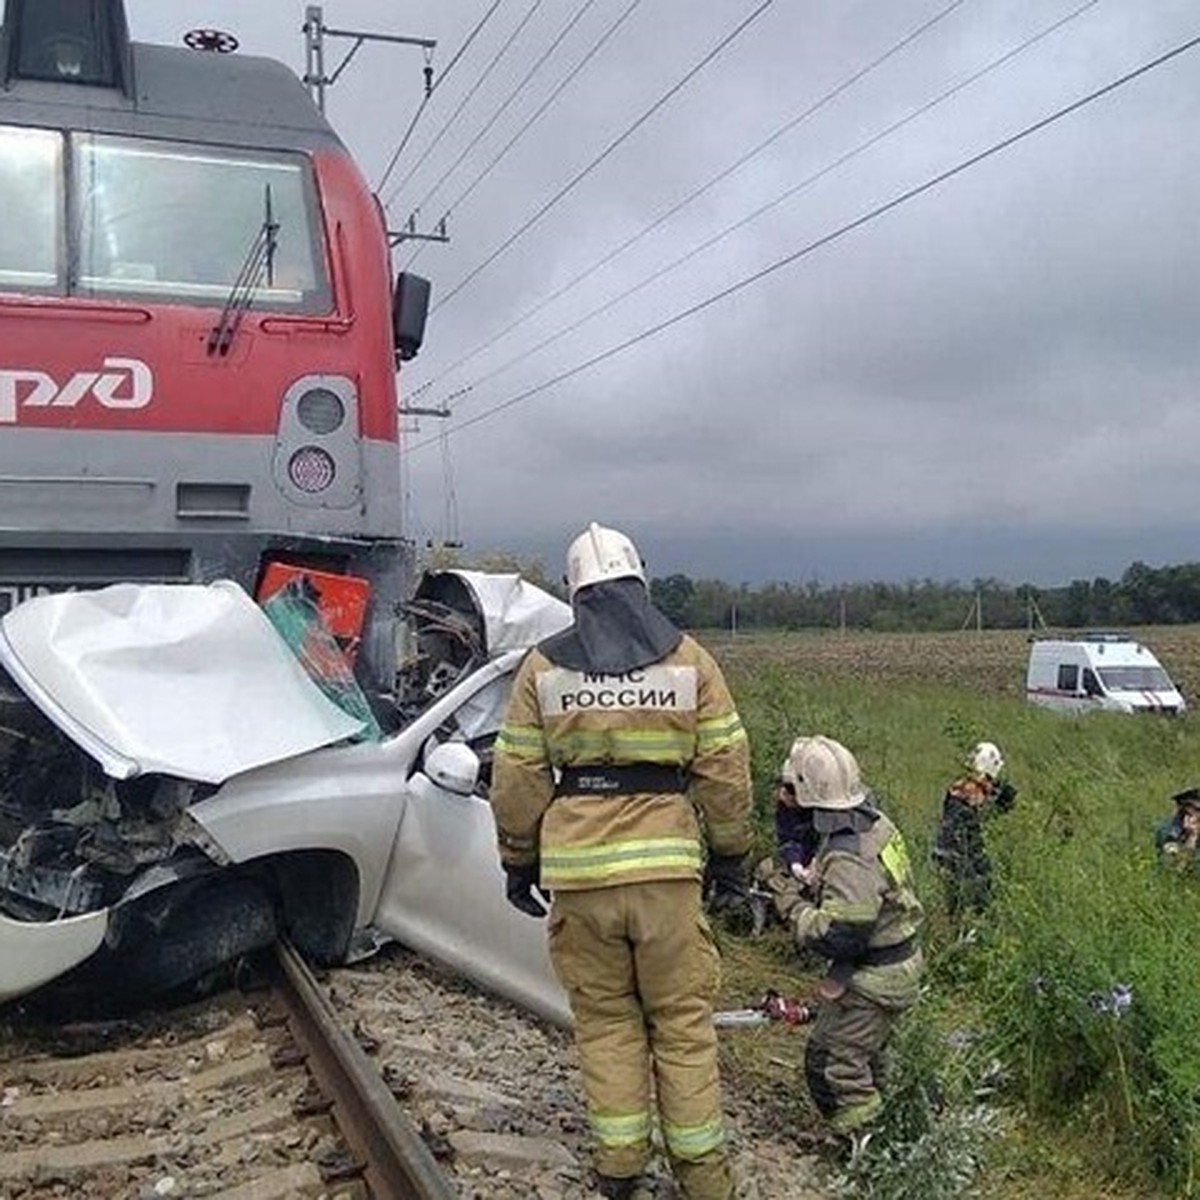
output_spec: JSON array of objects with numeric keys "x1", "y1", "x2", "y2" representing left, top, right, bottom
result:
[
  {"x1": 762, "y1": 736, "x2": 924, "y2": 1136},
  {"x1": 490, "y1": 523, "x2": 753, "y2": 1200}
]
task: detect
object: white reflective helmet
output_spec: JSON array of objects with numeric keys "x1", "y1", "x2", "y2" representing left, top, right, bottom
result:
[
  {"x1": 969, "y1": 741, "x2": 1004, "y2": 780},
  {"x1": 788, "y1": 735, "x2": 867, "y2": 811},
  {"x1": 565, "y1": 521, "x2": 645, "y2": 598},
  {"x1": 425, "y1": 741, "x2": 481, "y2": 795}
]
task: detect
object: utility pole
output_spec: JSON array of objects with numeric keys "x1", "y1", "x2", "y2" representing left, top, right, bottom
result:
[
  {"x1": 960, "y1": 591, "x2": 983, "y2": 633},
  {"x1": 1026, "y1": 592, "x2": 1048, "y2": 632},
  {"x1": 301, "y1": 5, "x2": 448, "y2": 247},
  {"x1": 303, "y1": 5, "x2": 434, "y2": 115}
]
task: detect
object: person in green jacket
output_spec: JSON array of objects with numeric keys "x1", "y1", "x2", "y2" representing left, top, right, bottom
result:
[
  {"x1": 1156, "y1": 787, "x2": 1200, "y2": 874},
  {"x1": 760, "y1": 735, "x2": 924, "y2": 1135}
]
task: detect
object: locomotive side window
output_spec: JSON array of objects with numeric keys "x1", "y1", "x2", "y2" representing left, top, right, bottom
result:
[
  {"x1": 71, "y1": 136, "x2": 331, "y2": 312},
  {"x1": 0, "y1": 125, "x2": 61, "y2": 291}
]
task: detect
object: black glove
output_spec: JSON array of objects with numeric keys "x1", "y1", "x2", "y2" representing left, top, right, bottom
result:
[
  {"x1": 704, "y1": 852, "x2": 749, "y2": 916},
  {"x1": 504, "y1": 863, "x2": 551, "y2": 919},
  {"x1": 995, "y1": 781, "x2": 1018, "y2": 811}
]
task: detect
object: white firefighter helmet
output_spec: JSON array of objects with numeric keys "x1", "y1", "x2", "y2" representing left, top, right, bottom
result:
[
  {"x1": 969, "y1": 741, "x2": 1004, "y2": 780},
  {"x1": 565, "y1": 521, "x2": 645, "y2": 597},
  {"x1": 788, "y1": 735, "x2": 867, "y2": 811}
]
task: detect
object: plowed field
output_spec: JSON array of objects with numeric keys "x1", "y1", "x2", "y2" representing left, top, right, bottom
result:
[{"x1": 704, "y1": 626, "x2": 1200, "y2": 701}]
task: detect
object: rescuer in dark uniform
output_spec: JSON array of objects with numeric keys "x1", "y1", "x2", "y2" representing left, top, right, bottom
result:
[
  {"x1": 933, "y1": 740, "x2": 1017, "y2": 915},
  {"x1": 489, "y1": 522, "x2": 754, "y2": 1200}
]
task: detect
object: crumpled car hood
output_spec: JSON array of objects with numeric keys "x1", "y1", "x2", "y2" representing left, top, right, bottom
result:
[
  {"x1": 0, "y1": 581, "x2": 363, "y2": 783},
  {"x1": 427, "y1": 569, "x2": 571, "y2": 655}
]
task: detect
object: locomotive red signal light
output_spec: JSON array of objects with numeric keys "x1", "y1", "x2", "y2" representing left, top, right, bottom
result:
[
  {"x1": 288, "y1": 446, "x2": 336, "y2": 493},
  {"x1": 297, "y1": 387, "x2": 346, "y2": 435}
]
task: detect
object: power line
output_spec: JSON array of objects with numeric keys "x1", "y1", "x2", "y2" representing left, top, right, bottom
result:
[
  {"x1": 404, "y1": 28, "x2": 1200, "y2": 454},
  {"x1": 384, "y1": 0, "x2": 602, "y2": 219},
  {"x1": 382, "y1": 0, "x2": 547, "y2": 218},
  {"x1": 429, "y1": 0, "x2": 777, "y2": 315},
  {"x1": 399, "y1": 0, "x2": 645, "y2": 276},
  {"x1": 430, "y1": 0, "x2": 1101, "y2": 415},
  {"x1": 376, "y1": 0, "x2": 505, "y2": 196},
  {"x1": 421, "y1": 0, "x2": 970, "y2": 398}
]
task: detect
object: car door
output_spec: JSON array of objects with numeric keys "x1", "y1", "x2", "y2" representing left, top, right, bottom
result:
[{"x1": 370, "y1": 660, "x2": 571, "y2": 1027}]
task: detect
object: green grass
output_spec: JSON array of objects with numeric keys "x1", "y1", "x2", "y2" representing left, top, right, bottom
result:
[{"x1": 712, "y1": 649, "x2": 1200, "y2": 1200}]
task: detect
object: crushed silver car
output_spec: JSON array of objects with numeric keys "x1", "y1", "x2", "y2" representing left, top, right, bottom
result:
[{"x1": 0, "y1": 571, "x2": 572, "y2": 1025}]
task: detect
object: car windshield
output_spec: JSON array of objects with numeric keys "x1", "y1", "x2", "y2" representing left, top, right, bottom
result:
[
  {"x1": 1098, "y1": 666, "x2": 1173, "y2": 692},
  {"x1": 0, "y1": 124, "x2": 330, "y2": 312}
]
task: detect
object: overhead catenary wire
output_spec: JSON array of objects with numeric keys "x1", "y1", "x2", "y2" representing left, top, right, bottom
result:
[
  {"x1": 376, "y1": 0, "x2": 505, "y2": 196},
  {"x1": 426, "y1": 0, "x2": 1101, "y2": 414},
  {"x1": 403, "y1": 29, "x2": 1200, "y2": 455},
  {"x1": 384, "y1": 0, "x2": 602, "y2": 220},
  {"x1": 382, "y1": 0, "x2": 548, "y2": 219},
  {"x1": 428, "y1": 0, "x2": 778, "y2": 315},
  {"x1": 399, "y1": 0, "x2": 646, "y2": 276},
  {"x1": 420, "y1": 0, "x2": 971, "y2": 400}
]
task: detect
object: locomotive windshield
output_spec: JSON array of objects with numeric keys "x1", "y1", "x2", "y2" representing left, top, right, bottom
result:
[
  {"x1": 0, "y1": 126, "x2": 60, "y2": 290},
  {"x1": 0, "y1": 124, "x2": 330, "y2": 312}
]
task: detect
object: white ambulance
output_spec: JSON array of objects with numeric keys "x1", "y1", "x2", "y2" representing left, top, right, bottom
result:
[{"x1": 1026, "y1": 633, "x2": 1186, "y2": 715}]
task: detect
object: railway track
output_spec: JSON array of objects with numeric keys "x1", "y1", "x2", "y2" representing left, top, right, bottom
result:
[
  {"x1": 0, "y1": 941, "x2": 455, "y2": 1200},
  {"x1": 0, "y1": 942, "x2": 829, "y2": 1200}
]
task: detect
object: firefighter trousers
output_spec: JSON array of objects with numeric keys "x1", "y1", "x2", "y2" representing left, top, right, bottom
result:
[
  {"x1": 548, "y1": 879, "x2": 732, "y2": 1200},
  {"x1": 804, "y1": 988, "x2": 903, "y2": 1132}
]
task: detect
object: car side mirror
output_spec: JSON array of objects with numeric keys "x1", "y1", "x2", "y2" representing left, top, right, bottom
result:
[
  {"x1": 393, "y1": 272, "x2": 431, "y2": 363},
  {"x1": 425, "y1": 741, "x2": 481, "y2": 797}
]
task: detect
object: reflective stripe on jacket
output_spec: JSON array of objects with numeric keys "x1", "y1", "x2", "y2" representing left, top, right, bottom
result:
[
  {"x1": 490, "y1": 634, "x2": 753, "y2": 890},
  {"x1": 793, "y1": 810, "x2": 924, "y2": 1008}
]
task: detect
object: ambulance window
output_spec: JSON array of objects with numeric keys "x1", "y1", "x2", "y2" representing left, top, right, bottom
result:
[
  {"x1": 1057, "y1": 663, "x2": 1078, "y2": 692},
  {"x1": 1082, "y1": 668, "x2": 1102, "y2": 696}
]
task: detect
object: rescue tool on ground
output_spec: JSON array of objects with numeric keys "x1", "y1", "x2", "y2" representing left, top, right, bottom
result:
[{"x1": 713, "y1": 991, "x2": 816, "y2": 1029}]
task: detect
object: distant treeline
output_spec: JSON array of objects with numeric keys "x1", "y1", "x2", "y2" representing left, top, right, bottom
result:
[
  {"x1": 645, "y1": 560, "x2": 1200, "y2": 632},
  {"x1": 434, "y1": 550, "x2": 1200, "y2": 632}
]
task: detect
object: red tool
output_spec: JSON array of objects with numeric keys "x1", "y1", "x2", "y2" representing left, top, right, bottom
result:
[{"x1": 713, "y1": 990, "x2": 816, "y2": 1029}]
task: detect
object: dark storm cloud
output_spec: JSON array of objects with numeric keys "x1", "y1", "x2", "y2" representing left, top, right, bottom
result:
[{"x1": 122, "y1": 0, "x2": 1200, "y2": 583}]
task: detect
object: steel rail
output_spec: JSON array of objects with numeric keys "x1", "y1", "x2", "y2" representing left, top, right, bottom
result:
[{"x1": 272, "y1": 939, "x2": 457, "y2": 1200}]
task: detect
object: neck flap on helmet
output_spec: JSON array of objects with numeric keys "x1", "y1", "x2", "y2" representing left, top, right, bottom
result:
[
  {"x1": 539, "y1": 577, "x2": 682, "y2": 674},
  {"x1": 811, "y1": 796, "x2": 880, "y2": 835}
]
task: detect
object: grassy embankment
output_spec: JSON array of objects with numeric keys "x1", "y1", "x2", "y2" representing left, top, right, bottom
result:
[{"x1": 705, "y1": 627, "x2": 1200, "y2": 1200}]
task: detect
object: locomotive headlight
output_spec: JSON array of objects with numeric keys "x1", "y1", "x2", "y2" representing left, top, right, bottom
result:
[
  {"x1": 296, "y1": 387, "x2": 345, "y2": 435},
  {"x1": 288, "y1": 446, "x2": 336, "y2": 493}
]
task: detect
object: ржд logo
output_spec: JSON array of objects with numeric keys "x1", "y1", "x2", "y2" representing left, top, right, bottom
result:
[{"x1": 0, "y1": 357, "x2": 153, "y2": 422}]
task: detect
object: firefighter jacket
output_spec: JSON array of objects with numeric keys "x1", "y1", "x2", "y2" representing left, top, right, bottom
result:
[
  {"x1": 490, "y1": 634, "x2": 753, "y2": 891},
  {"x1": 790, "y1": 808, "x2": 923, "y2": 1009}
]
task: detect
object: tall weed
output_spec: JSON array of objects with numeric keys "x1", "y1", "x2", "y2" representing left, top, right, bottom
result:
[
  {"x1": 827, "y1": 1004, "x2": 1002, "y2": 1200},
  {"x1": 724, "y1": 657, "x2": 1200, "y2": 1196}
]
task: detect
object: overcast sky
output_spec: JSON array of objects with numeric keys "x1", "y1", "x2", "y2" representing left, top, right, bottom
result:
[{"x1": 122, "y1": 0, "x2": 1200, "y2": 586}]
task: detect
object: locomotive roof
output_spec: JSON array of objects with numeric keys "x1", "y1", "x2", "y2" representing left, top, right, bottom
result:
[{"x1": 0, "y1": 41, "x2": 345, "y2": 154}]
